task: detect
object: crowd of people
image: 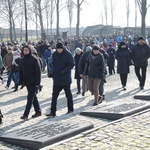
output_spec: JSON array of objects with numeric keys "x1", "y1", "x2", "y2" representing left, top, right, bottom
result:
[{"x1": 0, "y1": 33, "x2": 150, "y2": 123}]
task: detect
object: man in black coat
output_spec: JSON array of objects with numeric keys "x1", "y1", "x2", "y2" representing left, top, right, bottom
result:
[
  {"x1": 19, "y1": 45, "x2": 42, "y2": 121},
  {"x1": 131, "y1": 36, "x2": 150, "y2": 90},
  {"x1": 46, "y1": 42, "x2": 75, "y2": 117}
]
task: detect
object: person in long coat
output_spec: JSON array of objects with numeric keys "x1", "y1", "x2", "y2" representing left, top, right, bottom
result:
[
  {"x1": 74, "y1": 47, "x2": 83, "y2": 94},
  {"x1": 84, "y1": 45, "x2": 105, "y2": 106},
  {"x1": 115, "y1": 42, "x2": 132, "y2": 90},
  {"x1": 46, "y1": 42, "x2": 75, "y2": 117},
  {"x1": 106, "y1": 44, "x2": 115, "y2": 75},
  {"x1": 19, "y1": 45, "x2": 42, "y2": 121}
]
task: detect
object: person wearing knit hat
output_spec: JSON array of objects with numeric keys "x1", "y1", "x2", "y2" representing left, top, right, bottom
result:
[
  {"x1": 116, "y1": 41, "x2": 132, "y2": 91},
  {"x1": 46, "y1": 41, "x2": 75, "y2": 117},
  {"x1": 85, "y1": 46, "x2": 92, "y2": 52},
  {"x1": 131, "y1": 35, "x2": 150, "y2": 90},
  {"x1": 138, "y1": 36, "x2": 145, "y2": 41},
  {"x1": 74, "y1": 47, "x2": 83, "y2": 94},
  {"x1": 84, "y1": 44, "x2": 105, "y2": 106}
]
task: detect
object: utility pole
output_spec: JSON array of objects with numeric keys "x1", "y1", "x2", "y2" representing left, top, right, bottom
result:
[{"x1": 24, "y1": 0, "x2": 28, "y2": 42}]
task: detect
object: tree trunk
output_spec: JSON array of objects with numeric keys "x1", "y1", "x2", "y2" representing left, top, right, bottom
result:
[
  {"x1": 8, "y1": 0, "x2": 13, "y2": 42},
  {"x1": 141, "y1": 0, "x2": 146, "y2": 37},
  {"x1": 56, "y1": 0, "x2": 60, "y2": 37},
  {"x1": 37, "y1": 0, "x2": 46, "y2": 40},
  {"x1": 76, "y1": 0, "x2": 80, "y2": 37}
]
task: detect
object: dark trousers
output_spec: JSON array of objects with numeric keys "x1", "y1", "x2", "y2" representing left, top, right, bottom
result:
[
  {"x1": 50, "y1": 84, "x2": 74, "y2": 113},
  {"x1": 120, "y1": 74, "x2": 128, "y2": 87},
  {"x1": 134, "y1": 66, "x2": 147, "y2": 87},
  {"x1": 76, "y1": 78, "x2": 81, "y2": 92},
  {"x1": 23, "y1": 86, "x2": 41, "y2": 117},
  {"x1": 108, "y1": 66, "x2": 115, "y2": 74},
  {"x1": 99, "y1": 79, "x2": 104, "y2": 96}
]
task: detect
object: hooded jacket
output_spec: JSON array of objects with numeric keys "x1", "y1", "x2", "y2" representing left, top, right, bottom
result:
[{"x1": 19, "y1": 47, "x2": 41, "y2": 86}]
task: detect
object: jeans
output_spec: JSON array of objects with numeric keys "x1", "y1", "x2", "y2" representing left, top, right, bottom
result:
[
  {"x1": 6, "y1": 71, "x2": 14, "y2": 87},
  {"x1": 50, "y1": 84, "x2": 74, "y2": 113},
  {"x1": 13, "y1": 72, "x2": 19, "y2": 85},
  {"x1": 23, "y1": 86, "x2": 41, "y2": 117},
  {"x1": 41, "y1": 55, "x2": 46, "y2": 71}
]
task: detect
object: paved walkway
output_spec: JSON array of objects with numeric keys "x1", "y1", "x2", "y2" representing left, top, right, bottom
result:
[{"x1": 0, "y1": 65, "x2": 150, "y2": 150}]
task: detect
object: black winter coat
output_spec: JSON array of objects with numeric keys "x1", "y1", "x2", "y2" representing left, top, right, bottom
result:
[
  {"x1": 115, "y1": 48, "x2": 131, "y2": 74},
  {"x1": 84, "y1": 52, "x2": 105, "y2": 79},
  {"x1": 78, "y1": 51, "x2": 91, "y2": 75},
  {"x1": 11, "y1": 58, "x2": 21, "y2": 72},
  {"x1": 131, "y1": 43, "x2": 150, "y2": 67},
  {"x1": 74, "y1": 53, "x2": 82, "y2": 79},
  {"x1": 52, "y1": 48, "x2": 74, "y2": 86},
  {"x1": 19, "y1": 54, "x2": 41, "y2": 87},
  {"x1": 107, "y1": 48, "x2": 115, "y2": 67}
]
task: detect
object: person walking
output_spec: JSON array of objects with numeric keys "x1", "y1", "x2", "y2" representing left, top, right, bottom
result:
[
  {"x1": 3, "y1": 47, "x2": 14, "y2": 89},
  {"x1": 11, "y1": 51, "x2": 21, "y2": 92},
  {"x1": 106, "y1": 44, "x2": 116, "y2": 75},
  {"x1": 115, "y1": 42, "x2": 132, "y2": 90},
  {"x1": 78, "y1": 46, "x2": 92, "y2": 96},
  {"x1": 46, "y1": 42, "x2": 75, "y2": 117},
  {"x1": 84, "y1": 45, "x2": 105, "y2": 106},
  {"x1": 19, "y1": 45, "x2": 42, "y2": 121},
  {"x1": 74, "y1": 47, "x2": 83, "y2": 94},
  {"x1": 131, "y1": 36, "x2": 150, "y2": 90},
  {"x1": 0, "y1": 54, "x2": 4, "y2": 84}
]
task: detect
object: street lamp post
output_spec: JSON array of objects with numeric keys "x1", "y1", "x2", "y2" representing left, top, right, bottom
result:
[{"x1": 24, "y1": 0, "x2": 28, "y2": 42}]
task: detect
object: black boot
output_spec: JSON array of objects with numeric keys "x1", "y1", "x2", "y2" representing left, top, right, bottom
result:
[{"x1": 13, "y1": 84, "x2": 18, "y2": 92}]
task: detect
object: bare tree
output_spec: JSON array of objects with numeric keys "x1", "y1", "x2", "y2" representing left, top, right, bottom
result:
[
  {"x1": 110, "y1": 0, "x2": 116, "y2": 26},
  {"x1": 126, "y1": 0, "x2": 130, "y2": 27},
  {"x1": 66, "y1": 0, "x2": 74, "y2": 36},
  {"x1": 74, "y1": 0, "x2": 85, "y2": 37},
  {"x1": 135, "y1": 0, "x2": 138, "y2": 28},
  {"x1": 103, "y1": 0, "x2": 108, "y2": 25},
  {"x1": 137, "y1": 0, "x2": 150, "y2": 37}
]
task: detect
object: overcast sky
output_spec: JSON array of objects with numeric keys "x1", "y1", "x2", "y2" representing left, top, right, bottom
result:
[{"x1": 54, "y1": 0, "x2": 150, "y2": 28}]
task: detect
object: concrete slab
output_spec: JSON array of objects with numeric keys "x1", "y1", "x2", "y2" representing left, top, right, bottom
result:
[
  {"x1": 80, "y1": 101, "x2": 150, "y2": 120},
  {"x1": 134, "y1": 91, "x2": 150, "y2": 100},
  {"x1": 0, "y1": 120, "x2": 93, "y2": 150}
]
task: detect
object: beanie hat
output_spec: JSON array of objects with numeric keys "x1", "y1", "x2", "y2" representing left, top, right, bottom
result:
[
  {"x1": 119, "y1": 42, "x2": 126, "y2": 47},
  {"x1": 92, "y1": 45, "x2": 99, "y2": 50},
  {"x1": 75, "y1": 47, "x2": 82, "y2": 53},
  {"x1": 85, "y1": 46, "x2": 92, "y2": 52},
  {"x1": 138, "y1": 36, "x2": 145, "y2": 41},
  {"x1": 56, "y1": 42, "x2": 63, "y2": 49}
]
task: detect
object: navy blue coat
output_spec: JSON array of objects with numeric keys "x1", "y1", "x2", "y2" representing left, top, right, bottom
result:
[
  {"x1": 52, "y1": 48, "x2": 75, "y2": 86},
  {"x1": 115, "y1": 48, "x2": 132, "y2": 74}
]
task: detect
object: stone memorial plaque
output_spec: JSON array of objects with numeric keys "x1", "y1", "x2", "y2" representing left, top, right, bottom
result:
[
  {"x1": 134, "y1": 92, "x2": 150, "y2": 100},
  {"x1": 0, "y1": 121, "x2": 93, "y2": 150},
  {"x1": 80, "y1": 101, "x2": 150, "y2": 120}
]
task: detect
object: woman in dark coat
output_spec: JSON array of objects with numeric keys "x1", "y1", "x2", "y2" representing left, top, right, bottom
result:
[
  {"x1": 74, "y1": 47, "x2": 83, "y2": 94},
  {"x1": 115, "y1": 42, "x2": 132, "y2": 90},
  {"x1": 106, "y1": 44, "x2": 116, "y2": 75},
  {"x1": 84, "y1": 45, "x2": 105, "y2": 106}
]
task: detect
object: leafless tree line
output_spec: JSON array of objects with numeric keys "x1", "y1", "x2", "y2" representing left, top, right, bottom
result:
[{"x1": 0, "y1": 0, "x2": 149, "y2": 41}]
